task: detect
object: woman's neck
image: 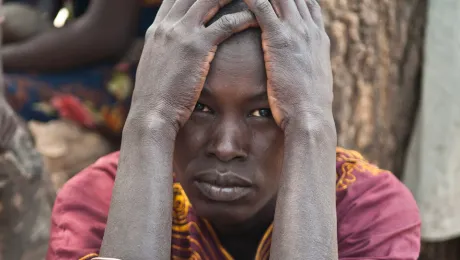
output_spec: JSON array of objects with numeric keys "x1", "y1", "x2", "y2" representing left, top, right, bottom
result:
[
  {"x1": 218, "y1": 223, "x2": 270, "y2": 260},
  {"x1": 211, "y1": 198, "x2": 276, "y2": 259}
]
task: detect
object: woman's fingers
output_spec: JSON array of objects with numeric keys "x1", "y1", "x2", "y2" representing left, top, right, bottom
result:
[
  {"x1": 153, "y1": 0, "x2": 176, "y2": 23},
  {"x1": 294, "y1": 0, "x2": 309, "y2": 20},
  {"x1": 271, "y1": 0, "x2": 300, "y2": 20},
  {"x1": 205, "y1": 10, "x2": 258, "y2": 45},
  {"x1": 165, "y1": 0, "x2": 197, "y2": 20},
  {"x1": 306, "y1": 0, "x2": 324, "y2": 28},
  {"x1": 183, "y1": 0, "x2": 232, "y2": 25},
  {"x1": 242, "y1": 0, "x2": 279, "y2": 31}
]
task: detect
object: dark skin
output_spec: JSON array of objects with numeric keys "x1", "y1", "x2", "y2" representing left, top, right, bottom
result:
[
  {"x1": 173, "y1": 32, "x2": 283, "y2": 259},
  {"x1": 100, "y1": 0, "x2": 337, "y2": 259},
  {"x1": 174, "y1": 31, "x2": 284, "y2": 228},
  {"x1": 2, "y1": 0, "x2": 139, "y2": 71}
]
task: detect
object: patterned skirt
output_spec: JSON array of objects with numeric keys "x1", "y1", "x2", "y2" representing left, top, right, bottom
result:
[{"x1": 5, "y1": 63, "x2": 135, "y2": 135}]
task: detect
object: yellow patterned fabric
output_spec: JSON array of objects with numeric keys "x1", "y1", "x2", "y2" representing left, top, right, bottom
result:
[
  {"x1": 335, "y1": 147, "x2": 388, "y2": 191},
  {"x1": 171, "y1": 182, "x2": 273, "y2": 259}
]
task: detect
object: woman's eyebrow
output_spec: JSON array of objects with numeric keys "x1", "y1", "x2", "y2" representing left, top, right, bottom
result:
[
  {"x1": 248, "y1": 91, "x2": 268, "y2": 102},
  {"x1": 200, "y1": 87, "x2": 213, "y2": 98},
  {"x1": 200, "y1": 87, "x2": 268, "y2": 102}
]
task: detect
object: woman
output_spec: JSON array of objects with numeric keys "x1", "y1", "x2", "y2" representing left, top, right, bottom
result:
[
  {"x1": 47, "y1": 0, "x2": 421, "y2": 259},
  {"x1": 3, "y1": 0, "x2": 161, "y2": 136}
]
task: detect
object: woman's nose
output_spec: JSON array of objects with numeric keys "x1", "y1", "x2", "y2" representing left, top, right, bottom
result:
[{"x1": 206, "y1": 119, "x2": 248, "y2": 162}]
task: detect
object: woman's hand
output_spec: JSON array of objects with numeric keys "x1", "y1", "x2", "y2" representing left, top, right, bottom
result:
[
  {"x1": 101, "y1": 1, "x2": 256, "y2": 259},
  {"x1": 243, "y1": 0, "x2": 333, "y2": 132},
  {"x1": 243, "y1": 1, "x2": 338, "y2": 259},
  {"x1": 128, "y1": 0, "x2": 257, "y2": 134}
]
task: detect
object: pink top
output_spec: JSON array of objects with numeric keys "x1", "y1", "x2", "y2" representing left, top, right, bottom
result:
[{"x1": 46, "y1": 148, "x2": 421, "y2": 260}]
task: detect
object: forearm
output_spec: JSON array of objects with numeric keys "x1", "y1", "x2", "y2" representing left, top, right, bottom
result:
[
  {"x1": 1, "y1": 11, "x2": 137, "y2": 73},
  {"x1": 270, "y1": 118, "x2": 338, "y2": 260},
  {"x1": 2, "y1": 27, "x2": 121, "y2": 72},
  {"x1": 99, "y1": 118, "x2": 176, "y2": 260},
  {"x1": 1, "y1": 0, "x2": 139, "y2": 72}
]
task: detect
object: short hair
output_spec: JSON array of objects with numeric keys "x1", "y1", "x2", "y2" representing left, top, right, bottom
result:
[
  {"x1": 207, "y1": 0, "x2": 250, "y2": 25},
  {"x1": 207, "y1": 0, "x2": 261, "y2": 44}
]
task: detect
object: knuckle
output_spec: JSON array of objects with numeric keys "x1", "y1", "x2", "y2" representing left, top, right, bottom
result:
[
  {"x1": 145, "y1": 24, "x2": 159, "y2": 39},
  {"x1": 303, "y1": 25, "x2": 326, "y2": 43},
  {"x1": 145, "y1": 26, "x2": 154, "y2": 39},
  {"x1": 147, "y1": 24, "x2": 168, "y2": 40},
  {"x1": 311, "y1": 28, "x2": 322, "y2": 40},
  {"x1": 219, "y1": 14, "x2": 237, "y2": 32},
  {"x1": 148, "y1": 22, "x2": 187, "y2": 42},
  {"x1": 165, "y1": 26, "x2": 181, "y2": 41},
  {"x1": 270, "y1": 30, "x2": 291, "y2": 48},
  {"x1": 180, "y1": 36, "x2": 205, "y2": 55},
  {"x1": 254, "y1": 0, "x2": 272, "y2": 12}
]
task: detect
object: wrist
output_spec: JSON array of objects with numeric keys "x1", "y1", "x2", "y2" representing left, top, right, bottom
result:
[
  {"x1": 123, "y1": 111, "x2": 178, "y2": 145},
  {"x1": 284, "y1": 111, "x2": 336, "y2": 145}
]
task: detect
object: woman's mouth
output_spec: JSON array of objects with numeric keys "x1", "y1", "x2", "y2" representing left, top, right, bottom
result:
[{"x1": 193, "y1": 172, "x2": 253, "y2": 202}]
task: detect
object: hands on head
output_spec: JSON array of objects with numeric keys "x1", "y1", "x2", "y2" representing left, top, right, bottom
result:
[
  {"x1": 129, "y1": 0, "x2": 333, "y2": 134},
  {"x1": 103, "y1": 1, "x2": 337, "y2": 259}
]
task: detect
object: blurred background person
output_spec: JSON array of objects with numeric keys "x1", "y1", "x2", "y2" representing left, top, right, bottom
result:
[{"x1": 3, "y1": 0, "x2": 161, "y2": 139}]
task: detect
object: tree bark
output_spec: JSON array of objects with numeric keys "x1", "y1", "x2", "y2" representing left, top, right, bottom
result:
[
  {"x1": 322, "y1": 0, "x2": 426, "y2": 178},
  {"x1": 323, "y1": 1, "x2": 460, "y2": 259}
]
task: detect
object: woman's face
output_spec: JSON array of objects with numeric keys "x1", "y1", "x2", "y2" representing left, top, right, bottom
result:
[{"x1": 174, "y1": 29, "x2": 284, "y2": 229}]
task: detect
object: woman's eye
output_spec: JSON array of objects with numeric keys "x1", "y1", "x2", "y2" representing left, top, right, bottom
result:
[
  {"x1": 194, "y1": 103, "x2": 211, "y2": 113},
  {"x1": 250, "y1": 109, "x2": 272, "y2": 118}
]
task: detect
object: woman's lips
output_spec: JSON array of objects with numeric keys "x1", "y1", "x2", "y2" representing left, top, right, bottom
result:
[
  {"x1": 194, "y1": 181, "x2": 252, "y2": 202},
  {"x1": 193, "y1": 171, "x2": 253, "y2": 202}
]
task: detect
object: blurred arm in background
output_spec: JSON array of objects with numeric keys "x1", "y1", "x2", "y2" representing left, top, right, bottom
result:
[{"x1": 2, "y1": 0, "x2": 140, "y2": 71}]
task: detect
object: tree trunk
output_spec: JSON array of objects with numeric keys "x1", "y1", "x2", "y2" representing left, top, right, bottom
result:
[
  {"x1": 322, "y1": 0, "x2": 425, "y2": 178},
  {"x1": 323, "y1": 1, "x2": 460, "y2": 259}
]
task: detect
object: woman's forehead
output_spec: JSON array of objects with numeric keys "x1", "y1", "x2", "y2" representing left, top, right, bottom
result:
[
  {"x1": 201, "y1": 29, "x2": 267, "y2": 99},
  {"x1": 201, "y1": 77, "x2": 267, "y2": 101},
  {"x1": 210, "y1": 32, "x2": 265, "y2": 79},
  {"x1": 206, "y1": 58, "x2": 266, "y2": 99}
]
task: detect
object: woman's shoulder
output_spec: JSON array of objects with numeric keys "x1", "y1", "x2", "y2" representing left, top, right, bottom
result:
[
  {"x1": 334, "y1": 147, "x2": 416, "y2": 212},
  {"x1": 334, "y1": 147, "x2": 421, "y2": 259},
  {"x1": 65, "y1": 151, "x2": 120, "y2": 188},
  {"x1": 335, "y1": 147, "x2": 400, "y2": 193},
  {"x1": 53, "y1": 150, "x2": 121, "y2": 211},
  {"x1": 47, "y1": 151, "x2": 120, "y2": 259}
]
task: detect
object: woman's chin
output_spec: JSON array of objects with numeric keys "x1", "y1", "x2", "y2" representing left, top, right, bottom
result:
[{"x1": 193, "y1": 200, "x2": 257, "y2": 227}]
